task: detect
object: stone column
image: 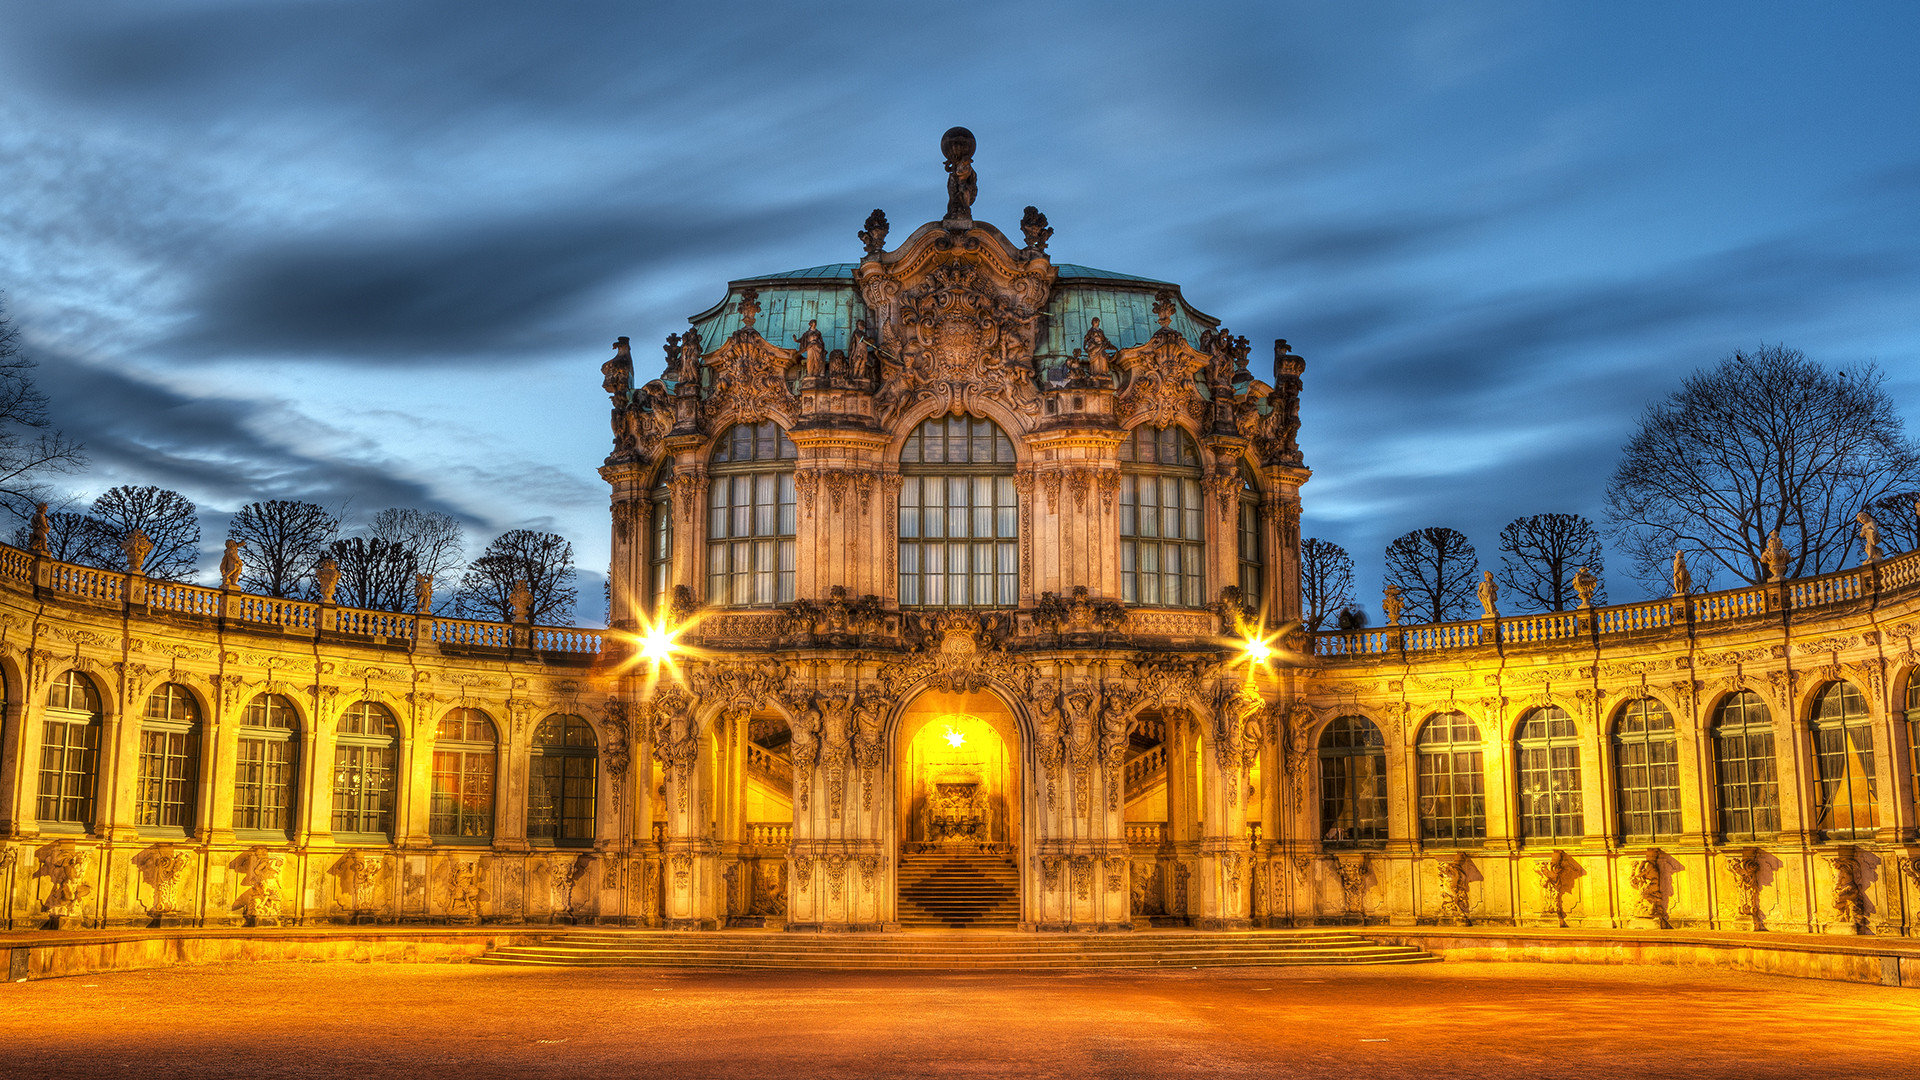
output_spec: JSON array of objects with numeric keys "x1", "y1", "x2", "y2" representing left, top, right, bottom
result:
[
  {"x1": 599, "y1": 459, "x2": 651, "y2": 632},
  {"x1": 1192, "y1": 682, "x2": 1256, "y2": 930}
]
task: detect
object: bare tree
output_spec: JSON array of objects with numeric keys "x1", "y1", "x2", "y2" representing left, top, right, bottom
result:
[
  {"x1": 1868, "y1": 491, "x2": 1920, "y2": 557},
  {"x1": 1607, "y1": 345, "x2": 1920, "y2": 590},
  {"x1": 1383, "y1": 527, "x2": 1479, "y2": 624},
  {"x1": 367, "y1": 507, "x2": 465, "y2": 611},
  {"x1": 227, "y1": 500, "x2": 340, "y2": 598},
  {"x1": 1497, "y1": 513, "x2": 1605, "y2": 612},
  {"x1": 87, "y1": 485, "x2": 200, "y2": 580},
  {"x1": 1299, "y1": 537, "x2": 1355, "y2": 631},
  {"x1": 455, "y1": 529, "x2": 577, "y2": 624},
  {"x1": 0, "y1": 299, "x2": 87, "y2": 522},
  {"x1": 324, "y1": 536, "x2": 417, "y2": 611}
]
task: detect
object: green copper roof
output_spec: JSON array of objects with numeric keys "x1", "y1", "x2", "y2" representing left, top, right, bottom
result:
[
  {"x1": 686, "y1": 261, "x2": 1213, "y2": 373},
  {"x1": 734, "y1": 261, "x2": 1171, "y2": 285},
  {"x1": 689, "y1": 285, "x2": 870, "y2": 356}
]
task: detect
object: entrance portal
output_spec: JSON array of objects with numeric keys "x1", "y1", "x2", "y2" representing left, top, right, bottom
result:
[{"x1": 894, "y1": 691, "x2": 1022, "y2": 927}]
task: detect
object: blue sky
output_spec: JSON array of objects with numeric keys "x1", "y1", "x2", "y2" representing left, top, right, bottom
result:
[{"x1": 2, "y1": 1, "x2": 1917, "y2": 621}]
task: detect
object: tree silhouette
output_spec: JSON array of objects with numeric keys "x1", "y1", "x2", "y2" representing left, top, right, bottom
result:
[
  {"x1": 228, "y1": 500, "x2": 339, "y2": 598},
  {"x1": 1299, "y1": 537, "x2": 1355, "y2": 631},
  {"x1": 0, "y1": 299, "x2": 86, "y2": 522},
  {"x1": 455, "y1": 529, "x2": 577, "y2": 624},
  {"x1": 1607, "y1": 345, "x2": 1920, "y2": 590},
  {"x1": 88, "y1": 485, "x2": 200, "y2": 580},
  {"x1": 1498, "y1": 513, "x2": 1605, "y2": 612},
  {"x1": 1383, "y1": 527, "x2": 1478, "y2": 624}
]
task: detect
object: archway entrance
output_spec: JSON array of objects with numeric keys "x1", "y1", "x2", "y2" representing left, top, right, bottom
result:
[{"x1": 894, "y1": 690, "x2": 1022, "y2": 928}]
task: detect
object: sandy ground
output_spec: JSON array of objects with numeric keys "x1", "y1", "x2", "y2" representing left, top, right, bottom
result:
[{"x1": 2, "y1": 961, "x2": 1917, "y2": 1078}]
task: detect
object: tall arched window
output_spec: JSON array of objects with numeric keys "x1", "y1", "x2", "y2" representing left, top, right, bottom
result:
[
  {"x1": 1613, "y1": 697, "x2": 1680, "y2": 841},
  {"x1": 236, "y1": 693, "x2": 299, "y2": 836},
  {"x1": 430, "y1": 708, "x2": 496, "y2": 842},
  {"x1": 898, "y1": 414, "x2": 1018, "y2": 607},
  {"x1": 1416, "y1": 711, "x2": 1484, "y2": 845},
  {"x1": 137, "y1": 683, "x2": 202, "y2": 834},
  {"x1": 1811, "y1": 681, "x2": 1877, "y2": 839},
  {"x1": 38, "y1": 670, "x2": 102, "y2": 829},
  {"x1": 1713, "y1": 690, "x2": 1778, "y2": 839},
  {"x1": 332, "y1": 701, "x2": 398, "y2": 839},
  {"x1": 529, "y1": 713, "x2": 597, "y2": 846},
  {"x1": 707, "y1": 422, "x2": 796, "y2": 607},
  {"x1": 1517, "y1": 706, "x2": 1582, "y2": 843},
  {"x1": 1318, "y1": 715, "x2": 1386, "y2": 848},
  {"x1": 1908, "y1": 671, "x2": 1920, "y2": 824},
  {"x1": 1237, "y1": 463, "x2": 1263, "y2": 606},
  {"x1": 1119, "y1": 426, "x2": 1204, "y2": 608},
  {"x1": 648, "y1": 457, "x2": 674, "y2": 618}
]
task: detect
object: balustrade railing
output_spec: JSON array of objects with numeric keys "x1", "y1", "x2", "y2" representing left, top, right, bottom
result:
[
  {"x1": 1124, "y1": 822, "x2": 1167, "y2": 844},
  {"x1": 47, "y1": 562, "x2": 124, "y2": 604},
  {"x1": 228, "y1": 593, "x2": 321, "y2": 630},
  {"x1": 0, "y1": 546, "x2": 33, "y2": 581},
  {"x1": 427, "y1": 617, "x2": 514, "y2": 648},
  {"x1": 146, "y1": 580, "x2": 224, "y2": 618},
  {"x1": 533, "y1": 626, "x2": 603, "y2": 654},
  {"x1": 746, "y1": 744, "x2": 793, "y2": 785},
  {"x1": 745, "y1": 822, "x2": 793, "y2": 847},
  {"x1": 1313, "y1": 545, "x2": 1920, "y2": 661},
  {"x1": 335, "y1": 608, "x2": 414, "y2": 638},
  {"x1": 1124, "y1": 745, "x2": 1167, "y2": 789}
]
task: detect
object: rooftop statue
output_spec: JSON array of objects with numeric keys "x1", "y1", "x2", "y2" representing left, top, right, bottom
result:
[{"x1": 941, "y1": 126, "x2": 977, "y2": 229}]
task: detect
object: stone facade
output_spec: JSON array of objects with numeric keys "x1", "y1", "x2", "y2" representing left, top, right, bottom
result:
[{"x1": 5, "y1": 147, "x2": 1920, "y2": 938}]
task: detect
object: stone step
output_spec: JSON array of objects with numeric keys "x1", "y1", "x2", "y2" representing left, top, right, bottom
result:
[{"x1": 475, "y1": 930, "x2": 1442, "y2": 969}]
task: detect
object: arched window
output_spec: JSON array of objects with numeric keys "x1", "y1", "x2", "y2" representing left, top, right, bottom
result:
[
  {"x1": 648, "y1": 456, "x2": 674, "y2": 617},
  {"x1": 1517, "y1": 706, "x2": 1582, "y2": 843},
  {"x1": 38, "y1": 670, "x2": 102, "y2": 828},
  {"x1": 430, "y1": 708, "x2": 496, "y2": 842},
  {"x1": 1909, "y1": 671, "x2": 1920, "y2": 823},
  {"x1": 1318, "y1": 715, "x2": 1386, "y2": 848},
  {"x1": 1613, "y1": 697, "x2": 1680, "y2": 841},
  {"x1": 898, "y1": 414, "x2": 1018, "y2": 607},
  {"x1": 137, "y1": 683, "x2": 202, "y2": 834},
  {"x1": 1416, "y1": 712, "x2": 1484, "y2": 845},
  {"x1": 332, "y1": 701, "x2": 398, "y2": 839},
  {"x1": 1713, "y1": 690, "x2": 1778, "y2": 839},
  {"x1": 1237, "y1": 463, "x2": 1263, "y2": 606},
  {"x1": 236, "y1": 693, "x2": 299, "y2": 836},
  {"x1": 1811, "y1": 681, "x2": 1876, "y2": 839},
  {"x1": 1119, "y1": 426, "x2": 1204, "y2": 608},
  {"x1": 529, "y1": 714, "x2": 597, "y2": 846},
  {"x1": 707, "y1": 422, "x2": 797, "y2": 607}
]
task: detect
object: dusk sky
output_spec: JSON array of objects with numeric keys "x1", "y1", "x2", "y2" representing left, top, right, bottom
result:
[{"x1": 3, "y1": 2, "x2": 1917, "y2": 623}]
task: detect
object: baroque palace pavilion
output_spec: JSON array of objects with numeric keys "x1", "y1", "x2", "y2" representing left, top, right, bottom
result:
[{"x1": 3, "y1": 130, "x2": 1920, "y2": 940}]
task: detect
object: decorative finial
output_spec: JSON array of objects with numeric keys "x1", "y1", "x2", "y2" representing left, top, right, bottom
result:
[
  {"x1": 1573, "y1": 565, "x2": 1599, "y2": 608},
  {"x1": 737, "y1": 288, "x2": 761, "y2": 331},
  {"x1": 941, "y1": 126, "x2": 977, "y2": 229},
  {"x1": 1020, "y1": 206, "x2": 1052, "y2": 255},
  {"x1": 858, "y1": 209, "x2": 890, "y2": 256},
  {"x1": 1151, "y1": 289, "x2": 1175, "y2": 330},
  {"x1": 1764, "y1": 529, "x2": 1790, "y2": 582}
]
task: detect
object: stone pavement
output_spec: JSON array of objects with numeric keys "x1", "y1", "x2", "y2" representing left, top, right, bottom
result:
[{"x1": 2, "y1": 960, "x2": 1918, "y2": 1078}]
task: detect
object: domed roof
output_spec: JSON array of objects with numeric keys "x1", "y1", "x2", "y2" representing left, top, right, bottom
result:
[{"x1": 685, "y1": 261, "x2": 1219, "y2": 378}]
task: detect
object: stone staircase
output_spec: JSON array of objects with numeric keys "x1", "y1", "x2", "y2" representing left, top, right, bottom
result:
[
  {"x1": 473, "y1": 930, "x2": 1440, "y2": 970},
  {"x1": 896, "y1": 850, "x2": 1020, "y2": 929}
]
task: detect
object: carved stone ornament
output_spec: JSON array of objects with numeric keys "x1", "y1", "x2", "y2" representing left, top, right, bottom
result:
[
  {"x1": 853, "y1": 208, "x2": 1055, "y2": 424},
  {"x1": 1114, "y1": 291, "x2": 1210, "y2": 429},
  {"x1": 122, "y1": 528, "x2": 154, "y2": 575},
  {"x1": 858, "y1": 208, "x2": 890, "y2": 256}
]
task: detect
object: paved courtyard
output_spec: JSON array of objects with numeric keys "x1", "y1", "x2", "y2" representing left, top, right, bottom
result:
[{"x1": 2, "y1": 961, "x2": 1917, "y2": 1078}]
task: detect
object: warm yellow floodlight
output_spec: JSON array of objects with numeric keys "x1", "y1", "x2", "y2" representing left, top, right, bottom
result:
[
  {"x1": 944, "y1": 727, "x2": 966, "y2": 749},
  {"x1": 1242, "y1": 633, "x2": 1274, "y2": 665},
  {"x1": 640, "y1": 618, "x2": 682, "y2": 664}
]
